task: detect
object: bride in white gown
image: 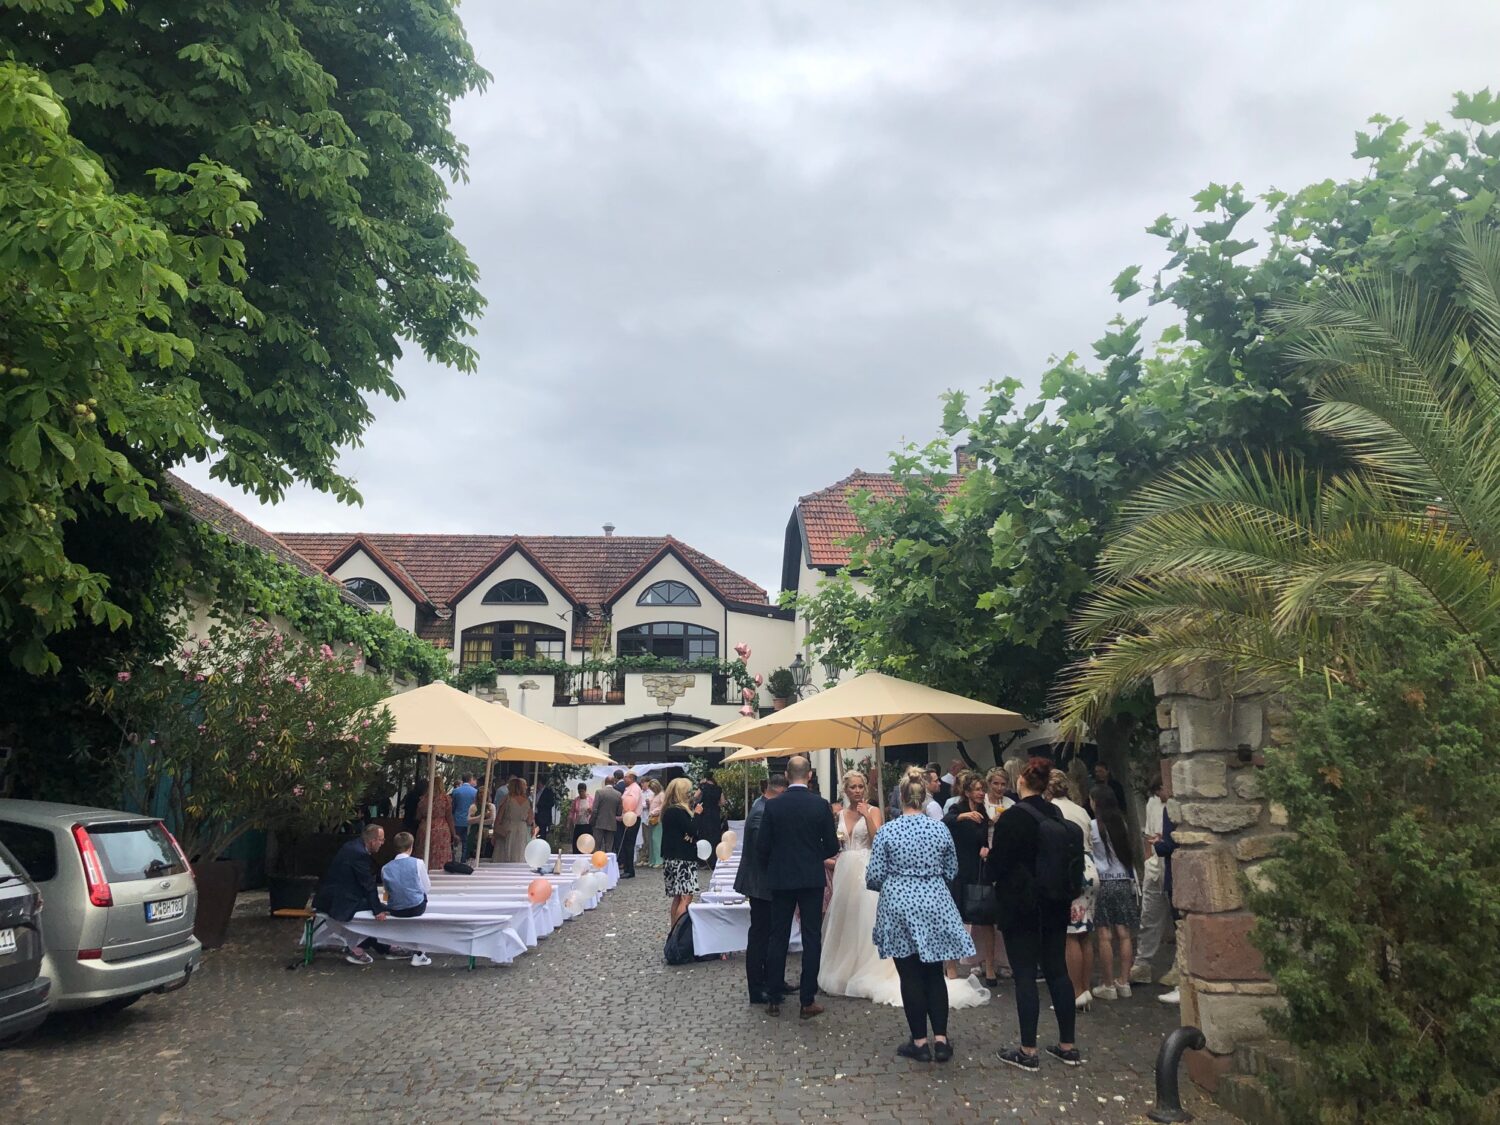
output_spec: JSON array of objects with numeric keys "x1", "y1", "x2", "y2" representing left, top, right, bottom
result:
[{"x1": 819, "y1": 771, "x2": 990, "y2": 1009}]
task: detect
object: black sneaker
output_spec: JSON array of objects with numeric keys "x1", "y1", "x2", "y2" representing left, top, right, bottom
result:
[
  {"x1": 1045, "y1": 1044, "x2": 1083, "y2": 1067},
  {"x1": 932, "y1": 1038, "x2": 953, "y2": 1063},
  {"x1": 896, "y1": 1040, "x2": 932, "y2": 1062},
  {"x1": 997, "y1": 1046, "x2": 1040, "y2": 1073}
]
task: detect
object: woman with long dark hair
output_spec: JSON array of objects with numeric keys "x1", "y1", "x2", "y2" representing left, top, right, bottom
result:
[
  {"x1": 943, "y1": 771, "x2": 996, "y2": 985},
  {"x1": 1087, "y1": 785, "x2": 1140, "y2": 1001}
]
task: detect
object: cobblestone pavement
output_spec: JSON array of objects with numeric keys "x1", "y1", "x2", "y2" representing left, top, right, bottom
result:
[{"x1": 1, "y1": 868, "x2": 1238, "y2": 1124}]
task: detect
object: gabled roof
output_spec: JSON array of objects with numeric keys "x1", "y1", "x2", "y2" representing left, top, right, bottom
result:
[
  {"x1": 601, "y1": 538, "x2": 728, "y2": 609},
  {"x1": 325, "y1": 535, "x2": 433, "y2": 607},
  {"x1": 276, "y1": 531, "x2": 770, "y2": 648},
  {"x1": 788, "y1": 469, "x2": 964, "y2": 579}
]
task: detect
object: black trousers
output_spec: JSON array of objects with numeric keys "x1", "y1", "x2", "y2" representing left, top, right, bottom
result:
[
  {"x1": 618, "y1": 821, "x2": 640, "y2": 875},
  {"x1": 894, "y1": 955, "x2": 949, "y2": 1040},
  {"x1": 1001, "y1": 922, "x2": 1075, "y2": 1048},
  {"x1": 766, "y1": 887, "x2": 823, "y2": 1007},
  {"x1": 745, "y1": 895, "x2": 774, "y2": 1001},
  {"x1": 390, "y1": 897, "x2": 427, "y2": 918}
]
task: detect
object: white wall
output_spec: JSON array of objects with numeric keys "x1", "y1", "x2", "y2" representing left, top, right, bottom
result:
[
  {"x1": 329, "y1": 551, "x2": 417, "y2": 633},
  {"x1": 451, "y1": 551, "x2": 577, "y2": 660}
]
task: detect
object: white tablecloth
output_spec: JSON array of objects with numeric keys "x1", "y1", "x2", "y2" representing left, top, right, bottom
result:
[
  {"x1": 324, "y1": 910, "x2": 531, "y2": 964},
  {"x1": 425, "y1": 893, "x2": 559, "y2": 937},
  {"x1": 476, "y1": 855, "x2": 619, "y2": 889},
  {"x1": 430, "y1": 871, "x2": 604, "y2": 910},
  {"x1": 689, "y1": 901, "x2": 802, "y2": 957}
]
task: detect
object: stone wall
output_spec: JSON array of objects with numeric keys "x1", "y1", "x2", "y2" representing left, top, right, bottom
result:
[{"x1": 1153, "y1": 665, "x2": 1288, "y2": 1093}]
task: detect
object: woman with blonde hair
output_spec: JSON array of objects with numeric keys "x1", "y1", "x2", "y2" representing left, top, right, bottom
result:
[
  {"x1": 494, "y1": 776, "x2": 535, "y2": 863},
  {"x1": 818, "y1": 769, "x2": 885, "y2": 996},
  {"x1": 866, "y1": 767, "x2": 978, "y2": 1062},
  {"x1": 660, "y1": 777, "x2": 698, "y2": 929},
  {"x1": 644, "y1": 778, "x2": 665, "y2": 868},
  {"x1": 1048, "y1": 769, "x2": 1098, "y2": 1011}
]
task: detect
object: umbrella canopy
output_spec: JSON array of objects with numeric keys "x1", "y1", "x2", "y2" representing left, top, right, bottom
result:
[
  {"x1": 380, "y1": 681, "x2": 611, "y2": 867},
  {"x1": 714, "y1": 671, "x2": 1026, "y2": 799},
  {"x1": 382, "y1": 682, "x2": 611, "y2": 765},
  {"x1": 675, "y1": 714, "x2": 764, "y2": 750}
]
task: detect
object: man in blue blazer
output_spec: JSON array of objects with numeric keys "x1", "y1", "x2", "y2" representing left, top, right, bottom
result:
[{"x1": 755, "y1": 756, "x2": 839, "y2": 1018}]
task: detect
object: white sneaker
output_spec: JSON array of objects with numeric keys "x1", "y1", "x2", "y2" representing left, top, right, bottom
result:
[
  {"x1": 1115, "y1": 981, "x2": 1132, "y2": 998},
  {"x1": 344, "y1": 948, "x2": 374, "y2": 966},
  {"x1": 410, "y1": 953, "x2": 432, "y2": 967},
  {"x1": 1157, "y1": 988, "x2": 1180, "y2": 1005},
  {"x1": 1129, "y1": 962, "x2": 1154, "y2": 984},
  {"x1": 1092, "y1": 983, "x2": 1118, "y2": 1001}
]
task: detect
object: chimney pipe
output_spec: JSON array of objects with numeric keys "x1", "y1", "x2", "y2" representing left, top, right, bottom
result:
[{"x1": 602, "y1": 522, "x2": 615, "y2": 537}]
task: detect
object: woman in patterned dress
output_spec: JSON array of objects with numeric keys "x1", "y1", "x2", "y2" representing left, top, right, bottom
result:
[
  {"x1": 415, "y1": 778, "x2": 454, "y2": 871},
  {"x1": 660, "y1": 777, "x2": 699, "y2": 931},
  {"x1": 865, "y1": 768, "x2": 977, "y2": 1063}
]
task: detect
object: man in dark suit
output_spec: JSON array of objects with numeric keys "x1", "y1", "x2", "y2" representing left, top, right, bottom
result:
[
  {"x1": 755, "y1": 756, "x2": 839, "y2": 1018},
  {"x1": 735, "y1": 772, "x2": 789, "y2": 1004},
  {"x1": 312, "y1": 823, "x2": 401, "y2": 966}
]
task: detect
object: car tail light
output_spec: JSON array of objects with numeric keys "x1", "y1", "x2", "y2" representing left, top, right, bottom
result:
[
  {"x1": 163, "y1": 824, "x2": 192, "y2": 872},
  {"x1": 77, "y1": 949, "x2": 102, "y2": 960},
  {"x1": 71, "y1": 824, "x2": 113, "y2": 907}
]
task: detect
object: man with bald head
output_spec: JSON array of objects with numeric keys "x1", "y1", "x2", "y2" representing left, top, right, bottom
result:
[{"x1": 755, "y1": 755, "x2": 840, "y2": 1018}]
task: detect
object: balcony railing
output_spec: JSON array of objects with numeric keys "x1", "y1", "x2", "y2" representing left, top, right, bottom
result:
[{"x1": 550, "y1": 669, "x2": 626, "y2": 706}]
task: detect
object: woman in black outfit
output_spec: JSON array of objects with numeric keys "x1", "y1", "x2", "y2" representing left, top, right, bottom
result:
[
  {"x1": 695, "y1": 776, "x2": 723, "y2": 869},
  {"x1": 401, "y1": 778, "x2": 428, "y2": 834},
  {"x1": 942, "y1": 770, "x2": 996, "y2": 984},
  {"x1": 986, "y1": 758, "x2": 1082, "y2": 1072},
  {"x1": 660, "y1": 777, "x2": 699, "y2": 931}
]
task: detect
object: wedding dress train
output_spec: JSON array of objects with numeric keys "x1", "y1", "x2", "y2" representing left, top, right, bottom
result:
[{"x1": 817, "y1": 814, "x2": 989, "y2": 1008}]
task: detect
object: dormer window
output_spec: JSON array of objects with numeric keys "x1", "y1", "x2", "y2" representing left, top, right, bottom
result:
[
  {"x1": 482, "y1": 578, "x2": 548, "y2": 605},
  {"x1": 343, "y1": 577, "x2": 390, "y2": 605},
  {"x1": 638, "y1": 580, "x2": 699, "y2": 607},
  {"x1": 617, "y1": 622, "x2": 717, "y2": 661}
]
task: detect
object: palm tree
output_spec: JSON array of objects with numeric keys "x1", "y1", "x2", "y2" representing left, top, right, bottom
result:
[{"x1": 1057, "y1": 223, "x2": 1500, "y2": 736}]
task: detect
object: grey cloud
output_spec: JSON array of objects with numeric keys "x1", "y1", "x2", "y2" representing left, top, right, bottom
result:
[{"x1": 180, "y1": 0, "x2": 1500, "y2": 591}]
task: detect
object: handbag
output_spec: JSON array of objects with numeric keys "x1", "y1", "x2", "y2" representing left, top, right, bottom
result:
[
  {"x1": 648, "y1": 813, "x2": 660, "y2": 827},
  {"x1": 962, "y1": 882, "x2": 998, "y2": 925}
]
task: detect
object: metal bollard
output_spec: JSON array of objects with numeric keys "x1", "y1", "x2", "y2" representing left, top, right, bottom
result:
[{"x1": 1147, "y1": 1025, "x2": 1207, "y2": 1123}]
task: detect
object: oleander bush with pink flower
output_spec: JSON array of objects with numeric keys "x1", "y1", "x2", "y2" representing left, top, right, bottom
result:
[{"x1": 90, "y1": 618, "x2": 395, "y2": 861}]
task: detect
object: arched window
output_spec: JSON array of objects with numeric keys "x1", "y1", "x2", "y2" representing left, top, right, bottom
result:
[
  {"x1": 343, "y1": 577, "x2": 390, "y2": 605},
  {"x1": 617, "y1": 622, "x2": 718, "y2": 661},
  {"x1": 460, "y1": 621, "x2": 566, "y2": 666},
  {"x1": 637, "y1": 580, "x2": 700, "y2": 606},
  {"x1": 482, "y1": 579, "x2": 548, "y2": 605}
]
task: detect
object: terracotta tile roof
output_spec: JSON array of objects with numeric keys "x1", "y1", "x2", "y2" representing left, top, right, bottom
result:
[
  {"x1": 166, "y1": 474, "x2": 324, "y2": 581},
  {"x1": 797, "y1": 470, "x2": 963, "y2": 570},
  {"x1": 276, "y1": 531, "x2": 769, "y2": 649}
]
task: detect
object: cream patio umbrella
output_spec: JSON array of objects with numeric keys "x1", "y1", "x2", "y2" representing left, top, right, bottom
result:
[
  {"x1": 676, "y1": 714, "x2": 791, "y2": 817},
  {"x1": 714, "y1": 672, "x2": 1027, "y2": 809},
  {"x1": 380, "y1": 682, "x2": 612, "y2": 864}
]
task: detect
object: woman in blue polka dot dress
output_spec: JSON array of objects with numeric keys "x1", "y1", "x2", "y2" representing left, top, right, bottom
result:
[{"x1": 866, "y1": 768, "x2": 977, "y2": 1062}]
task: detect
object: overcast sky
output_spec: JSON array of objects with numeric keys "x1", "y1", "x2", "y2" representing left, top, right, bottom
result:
[{"x1": 179, "y1": 1, "x2": 1500, "y2": 594}]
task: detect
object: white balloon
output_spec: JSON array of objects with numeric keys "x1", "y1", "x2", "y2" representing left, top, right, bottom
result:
[
  {"x1": 696, "y1": 839, "x2": 711, "y2": 861},
  {"x1": 581, "y1": 872, "x2": 604, "y2": 897},
  {"x1": 524, "y1": 838, "x2": 551, "y2": 871},
  {"x1": 562, "y1": 891, "x2": 584, "y2": 917}
]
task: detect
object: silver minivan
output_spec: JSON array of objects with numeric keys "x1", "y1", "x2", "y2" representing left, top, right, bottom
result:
[{"x1": 0, "y1": 801, "x2": 201, "y2": 1012}]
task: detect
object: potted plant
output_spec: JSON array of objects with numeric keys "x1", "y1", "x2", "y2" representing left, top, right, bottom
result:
[
  {"x1": 582, "y1": 622, "x2": 611, "y2": 703},
  {"x1": 766, "y1": 667, "x2": 797, "y2": 710},
  {"x1": 90, "y1": 618, "x2": 395, "y2": 948}
]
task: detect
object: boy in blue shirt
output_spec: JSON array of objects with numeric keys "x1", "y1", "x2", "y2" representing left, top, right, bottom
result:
[{"x1": 381, "y1": 831, "x2": 433, "y2": 966}]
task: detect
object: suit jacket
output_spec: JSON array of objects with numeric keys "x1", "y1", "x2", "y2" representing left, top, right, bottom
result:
[
  {"x1": 591, "y1": 785, "x2": 622, "y2": 832},
  {"x1": 734, "y1": 796, "x2": 774, "y2": 901},
  {"x1": 755, "y1": 785, "x2": 838, "y2": 892},
  {"x1": 311, "y1": 837, "x2": 383, "y2": 922}
]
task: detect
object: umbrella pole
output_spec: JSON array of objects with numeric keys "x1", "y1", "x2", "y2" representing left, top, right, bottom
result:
[
  {"x1": 422, "y1": 745, "x2": 437, "y2": 867},
  {"x1": 872, "y1": 730, "x2": 883, "y2": 814},
  {"x1": 477, "y1": 751, "x2": 496, "y2": 866}
]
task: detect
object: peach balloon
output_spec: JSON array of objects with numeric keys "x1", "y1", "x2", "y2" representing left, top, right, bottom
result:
[
  {"x1": 715, "y1": 840, "x2": 733, "y2": 861},
  {"x1": 527, "y1": 877, "x2": 551, "y2": 905},
  {"x1": 591, "y1": 850, "x2": 608, "y2": 869},
  {"x1": 575, "y1": 833, "x2": 595, "y2": 855},
  {"x1": 621, "y1": 810, "x2": 638, "y2": 828}
]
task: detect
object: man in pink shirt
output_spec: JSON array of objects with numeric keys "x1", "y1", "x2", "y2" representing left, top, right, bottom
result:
[{"x1": 617, "y1": 772, "x2": 643, "y2": 878}]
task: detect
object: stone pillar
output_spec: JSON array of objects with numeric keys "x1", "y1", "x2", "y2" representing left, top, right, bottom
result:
[{"x1": 1152, "y1": 666, "x2": 1285, "y2": 1093}]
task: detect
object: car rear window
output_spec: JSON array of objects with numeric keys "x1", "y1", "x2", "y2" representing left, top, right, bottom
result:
[
  {"x1": 0, "y1": 822, "x2": 58, "y2": 882},
  {"x1": 87, "y1": 822, "x2": 185, "y2": 882}
]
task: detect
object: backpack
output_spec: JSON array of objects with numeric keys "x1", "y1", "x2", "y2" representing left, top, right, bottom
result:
[
  {"x1": 1015, "y1": 802, "x2": 1086, "y2": 903},
  {"x1": 663, "y1": 911, "x2": 716, "y2": 965},
  {"x1": 443, "y1": 861, "x2": 473, "y2": 875}
]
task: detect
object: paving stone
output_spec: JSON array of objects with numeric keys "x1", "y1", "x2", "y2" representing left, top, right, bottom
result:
[{"x1": 0, "y1": 870, "x2": 1238, "y2": 1123}]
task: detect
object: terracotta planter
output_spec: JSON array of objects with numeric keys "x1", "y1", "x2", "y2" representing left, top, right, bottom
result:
[
  {"x1": 772, "y1": 697, "x2": 789, "y2": 711},
  {"x1": 190, "y1": 858, "x2": 243, "y2": 950},
  {"x1": 605, "y1": 690, "x2": 625, "y2": 704},
  {"x1": 581, "y1": 688, "x2": 603, "y2": 704}
]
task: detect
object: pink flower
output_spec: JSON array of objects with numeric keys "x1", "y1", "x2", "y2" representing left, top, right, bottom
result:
[
  {"x1": 194, "y1": 674, "x2": 205, "y2": 682},
  {"x1": 248, "y1": 750, "x2": 259, "y2": 761},
  {"x1": 292, "y1": 785, "x2": 304, "y2": 797},
  {"x1": 116, "y1": 671, "x2": 131, "y2": 683},
  {"x1": 197, "y1": 724, "x2": 207, "y2": 734},
  {"x1": 753, "y1": 673, "x2": 763, "y2": 686},
  {"x1": 319, "y1": 643, "x2": 334, "y2": 660},
  {"x1": 361, "y1": 719, "x2": 371, "y2": 728},
  {"x1": 322, "y1": 781, "x2": 331, "y2": 791}
]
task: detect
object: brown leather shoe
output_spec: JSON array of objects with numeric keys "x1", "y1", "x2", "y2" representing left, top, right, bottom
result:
[
  {"x1": 799, "y1": 1003, "x2": 825, "y2": 1020},
  {"x1": 766, "y1": 1002, "x2": 781, "y2": 1017}
]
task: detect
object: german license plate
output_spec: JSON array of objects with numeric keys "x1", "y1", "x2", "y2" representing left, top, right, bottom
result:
[
  {"x1": 145, "y1": 896, "x2": 186, "y2": 922},
  {"x1": 0, "y1": 928, "x2": 14, "y2": 955}
]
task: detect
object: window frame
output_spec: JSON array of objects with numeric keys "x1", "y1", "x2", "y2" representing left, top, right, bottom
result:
[
  {"x1": 616, "y1": 621, "x2": 719, "y2": 662},
  {"x1": 342, "y1": 576, "x2": 391, "y2": 605},
  {"x1": 481, "y1": 579, "x2": 549, "y2": 606},
  {"x1": 459, "y1": 620, "x2": 567, "y2": 666},
  {"x1": 636, "y1": 579, "x2": 700, "y2": 607}
]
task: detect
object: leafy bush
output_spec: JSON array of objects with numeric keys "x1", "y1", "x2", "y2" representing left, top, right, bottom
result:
[
  {"x1": 765, "y1": 668, "x2": 797, "y2": 700},
  {"x1": 90, "y1": 618, "x2": 395, "y2": 862},
  {"x1": 1250, "y1": 597, "x2": 1500, "y2": 1123},
  {"x1": 713, "y1": 761, "x2": 769, "y2": 819}
]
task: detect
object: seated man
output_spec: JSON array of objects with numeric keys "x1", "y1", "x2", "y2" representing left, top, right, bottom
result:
[
  {"x1": 311, "y1": 823, "x2": 409, "y2": 965},
  {"x1": 381, "y1": 831, "x2": 433, "y2": 967}
]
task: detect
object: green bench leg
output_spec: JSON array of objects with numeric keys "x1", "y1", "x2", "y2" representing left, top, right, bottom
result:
[{"x1": 303, "y1": 918, "x2": 314, "y2": 965}]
